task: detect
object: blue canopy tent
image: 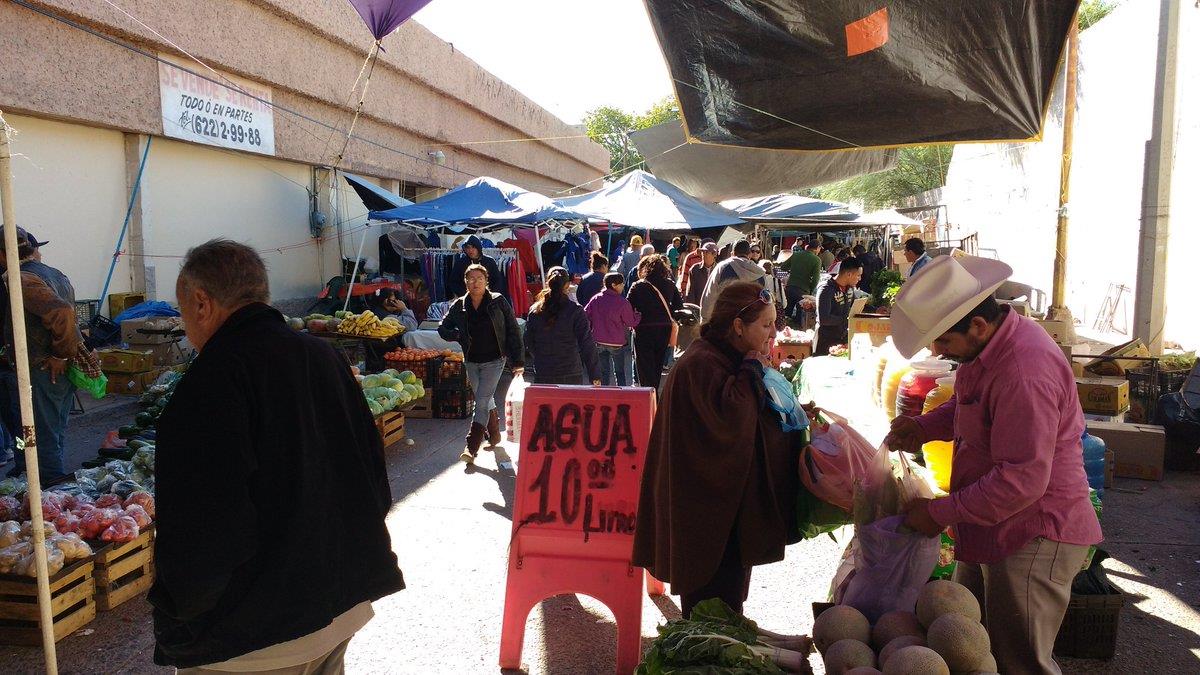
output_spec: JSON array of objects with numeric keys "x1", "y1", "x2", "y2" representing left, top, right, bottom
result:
[
  {"x1": 343, "y1": 172, "x2": 413, "y2": 211},
  {"x1": 554, "y1": 170, "x2": 745, "y2": 232},
  {"x1": 369, "y1": 176, "x2": 583, "y2": 225},
  {"x1": 721, "y1": 193, "x2": 857, "y2": 221}
]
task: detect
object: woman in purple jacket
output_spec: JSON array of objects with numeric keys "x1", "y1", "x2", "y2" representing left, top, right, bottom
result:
[{"x1": 584, "y1": 273, "x2": 641, "y2": 386}]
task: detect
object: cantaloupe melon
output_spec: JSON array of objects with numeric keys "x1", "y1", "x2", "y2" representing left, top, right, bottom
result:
[
  {"x1": 882, "y1": 645, "x2": 950, "y2": 675},
  {"x1": 824, "y1": 639, "x2": 876, "y2": 675},
  {"x1": 916, "y1": 580, "x2": 982, "y2": 628},
  {"x1": 814, "y1": 605, "x2": 871, "y2": 653},
  {"x1": 872, "y1": 610, "x2": 924, "y2": 650},
  {"x1": 951, "y1": 651, "x2": 998, "y2": 675},
  {"x1": 879, "y1": 635, "x2": 926, "y2": 668},
  {"x1": 927, "y1": 613, "x2": 991, "y2": 671}
]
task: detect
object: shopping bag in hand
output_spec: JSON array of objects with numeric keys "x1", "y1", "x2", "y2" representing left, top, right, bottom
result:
[{"x1": 839, "y1": 515, "x2": 940, "y2": 622}]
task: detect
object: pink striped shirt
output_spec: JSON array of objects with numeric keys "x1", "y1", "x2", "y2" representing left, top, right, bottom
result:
[{"x1": 917, "y1": 309, "x2": 1103, "y2": 564}]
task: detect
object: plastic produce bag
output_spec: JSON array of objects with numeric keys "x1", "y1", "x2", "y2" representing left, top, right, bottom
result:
[
  {"x1": 101, "y1": 515, "x2": 140, "y2": 543},
  {"x1": 838, "y1": 515, "x2": 940, "y2": 622},
  {"x1": 0, "y1": 495, "x2": 20, "y2": 521},
  {"x1": 54, "y1": 512, "x2": 81, "y2": 535},
  {"x1": 763, "y1": 367, "x2": 810, "y2": 433},
  {"x1": 67, "y1": 364, "x2": 108, "y2": 400},
  {"x1": 123, "y1": 504, "x2": 152, "y2": 529},
  {"x1": 0, "y1": 520, "x2": 21, "y2": 547},
  {"x1": 124, "y1": 491, "x2": 155, "y2": 518},
  {"x1": 505, "y1": 373, "x2": 530, "y2": 443},
  {"x1": 799, "y1": 413, "x2": 889, "y2": 512}
]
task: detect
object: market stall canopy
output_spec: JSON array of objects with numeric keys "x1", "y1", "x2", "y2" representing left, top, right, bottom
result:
[
  {"x1": 722, "y1": 194, "x2": 858, "y2": 222},
  {"x1": 369, "y1": 176, "x2": 582, "y2": 225},
  {"x1": 630, "y1": 120, "x2": 896, "y2": 202},
  {"x1": 858, "y1": 209, "x2": 925, "y2": 228},
  {"x1": 553, "y1": 169, "x2": 744, "y2": 231},
  {"x1": 642, "y1": 0, "x2": 1080, "y2": 150},
  {"x1": 344, "y1": 173, "x2": 413, "y2": 212}
]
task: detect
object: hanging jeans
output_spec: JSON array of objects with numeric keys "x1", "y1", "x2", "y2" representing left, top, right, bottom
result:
[
  {"x1": 10, "y1": 365, "x2": 74, "y2": 483},
  {"x1": 596, "y1": 343, "x2": 633, "y2": 387},
  {"x1": 465, "y1": 358, "x2": 506, "y2": 428}
]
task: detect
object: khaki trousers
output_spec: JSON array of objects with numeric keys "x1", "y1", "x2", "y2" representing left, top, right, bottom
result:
[
  {"x1": 176, "y1": 637, "x2": 352, "y2": 675},
  {"x1": 954, "y1": 537, "x2": 1088, "y2": 675}
]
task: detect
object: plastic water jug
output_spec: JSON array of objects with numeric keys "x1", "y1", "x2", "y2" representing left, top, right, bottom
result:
[
  {"x1": 896, "y1": 360, "x2": 954, "y2": 419},
  {"x1": 1082, "y1": 431, "x2": 1106, "y2": 499}
]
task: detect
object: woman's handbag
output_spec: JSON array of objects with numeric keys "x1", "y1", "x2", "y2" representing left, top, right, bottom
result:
[{"x1": 646, "y1": 281, "x2": 680, "y2": 347}]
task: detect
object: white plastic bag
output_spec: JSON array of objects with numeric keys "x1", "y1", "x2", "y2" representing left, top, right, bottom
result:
[{"x1": 504, "y1": 374, "x2": 530, "y2": 443}]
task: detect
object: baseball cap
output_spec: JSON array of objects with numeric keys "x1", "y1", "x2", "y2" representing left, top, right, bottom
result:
[
  {"x1": 700, "y1": 242, "x2": 719, "y2": 253},
  {"x1": 0, "y1": 227, "x2": 36, "y2": 256},
  {"x1": 24, "y1": 230, "x2": 49, "y2": 248}
]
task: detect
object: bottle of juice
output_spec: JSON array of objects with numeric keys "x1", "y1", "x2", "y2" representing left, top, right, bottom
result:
[
  {"x1": 896, "y1": 359, "x2": 954, "y2": 419},
  {"x1": 922, "y1": 375, "x2": 957, "y2": 491},
  {"x1": 873, "y1": 338, "x2": 899, "y2": 409}
]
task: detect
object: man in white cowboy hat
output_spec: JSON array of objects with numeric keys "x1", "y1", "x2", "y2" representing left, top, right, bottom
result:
[{"x1": 886, "y1": 255, "x2": 1102, "y2": 675}]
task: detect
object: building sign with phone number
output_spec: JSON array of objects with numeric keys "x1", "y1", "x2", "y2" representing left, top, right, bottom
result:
[{"x1": 157, "y1": 53, "x2": 276, "y2": 156}]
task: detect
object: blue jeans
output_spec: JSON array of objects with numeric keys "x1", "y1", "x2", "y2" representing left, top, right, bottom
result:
[
  {"x1": 465, "y1": 358, "x2": 506, "y2": 427},
  {"x1": 597, "y1": 344, "x2": 632, "y2": 387},
  {"x1": 10, "y1": 365, "x2": 74, "y2": 482},
  {"x1": 0, "y1": 369, "x2": 19, "y2": 459}
]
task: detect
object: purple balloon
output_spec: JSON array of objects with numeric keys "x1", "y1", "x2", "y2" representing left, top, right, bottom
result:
[{"x1": 347, "y1": 0, "x2": 433, "y2": 41}]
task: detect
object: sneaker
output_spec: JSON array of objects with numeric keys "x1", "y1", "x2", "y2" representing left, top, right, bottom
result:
[{"x1": 459, "y1": 450, "x2": 475, "y2": 465}]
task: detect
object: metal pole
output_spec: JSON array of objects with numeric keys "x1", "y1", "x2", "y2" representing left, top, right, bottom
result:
[
  {"x1": 343, "y1": 215, "x2": 370, "y2": 313},
  {"x1": 0, "y1": 112, "x2": 59, "y2": 674},
  {"x1": 1133, "y1": 0, "x2": 1182, "y2": 353},
  {"x1": 1045, "y1": 24, "x2": 1080, "y2": 344}
]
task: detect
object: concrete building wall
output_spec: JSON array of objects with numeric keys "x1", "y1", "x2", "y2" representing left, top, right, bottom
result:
[
  {"x1": 0, "y1": 0, "x2": 610, "y2": 309},
  {"x1": 139, "y1": 137, "x2": 329, "y2": 302},
  {"x1": 0, "y1": 0, "x2": 608, "y2": 193},
  {"x1": 0, "y1": 114, "x2": 133, "y2": 304}
]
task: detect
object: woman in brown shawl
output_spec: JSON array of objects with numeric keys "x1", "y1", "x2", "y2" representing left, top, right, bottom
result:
[{"x1": 632, "y1": 282, "x2": 801, "y2": 617}]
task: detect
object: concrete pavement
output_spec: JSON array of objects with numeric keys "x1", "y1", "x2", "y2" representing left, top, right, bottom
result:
[{"x1": 0, "y1": 401, "x2": 1197, "y2": 673}]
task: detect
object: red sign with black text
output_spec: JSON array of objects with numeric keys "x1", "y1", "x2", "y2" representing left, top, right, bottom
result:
[{"x1": 499, "y1": 385, "x2": 656, "y2": 674}]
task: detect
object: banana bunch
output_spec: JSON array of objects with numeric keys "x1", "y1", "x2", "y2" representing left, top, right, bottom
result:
[{"x1": 336, "y1": 310, "x2": 403, "y2": 339}]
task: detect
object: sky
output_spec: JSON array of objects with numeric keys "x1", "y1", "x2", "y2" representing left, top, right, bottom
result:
[{"x1": 412, "y1": 0, "x2": 674, "y2": 125}]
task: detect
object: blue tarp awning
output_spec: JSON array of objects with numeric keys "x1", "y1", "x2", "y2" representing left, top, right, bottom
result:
[
  {"x1": 369, "y1": 176, "x2": 582, "y2": 225},
  {"x1": 343, "y1": 173, "x2": 413, "y2": 212},
  {"x1": 721, "y1": 194, "x2": 858, "y2": 221},
  {"x1": 553, "y1": 170, "x2": 744, "y2": 231}
]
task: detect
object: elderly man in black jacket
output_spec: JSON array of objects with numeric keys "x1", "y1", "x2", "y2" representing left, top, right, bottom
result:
[{"x1": 149, "y1": 240, "x2": 403, "y2": 672}]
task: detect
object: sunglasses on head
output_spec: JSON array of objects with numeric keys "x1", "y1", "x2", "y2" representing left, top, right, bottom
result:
[{"x1": 737, "y1": 288, "x2": 773, "y2": 317}]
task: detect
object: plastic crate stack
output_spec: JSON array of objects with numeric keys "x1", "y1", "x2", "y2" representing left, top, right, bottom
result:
[{"x1": 433, "y1": 358, "x2": 472, "y2": 420}]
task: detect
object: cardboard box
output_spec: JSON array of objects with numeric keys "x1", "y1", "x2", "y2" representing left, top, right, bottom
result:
[
  {"x1": 1036, "y1": 319, "x2": 1071, "y2": 345},
  {"x1": 145, "y1": 342, "x2": 194, "y2": 367},
  {"x1": 1077, "y1": 377, "x2": 1130, "y2": 416},
  {"x1": 121, "y1": 317, "x2": 182, "y2": 345},
  {"x1": 849, "y1": 314, "x2": 892, "y2": 349},
  {"x1": 772, "y1": 341, "x2": 812, "y2": 366},
  {"x1": 99, "y1": 348, "x2": 154, "y2": 374},
  {"x1": 1085, "y1": 421, "x2": 1165, "y2": 481},
  {"x1": 1084, "y1": 339, "x2": 1150, "y2": 376},
  {"x1": 104, "y1": 367, "x2": 168, "y2": 395}
]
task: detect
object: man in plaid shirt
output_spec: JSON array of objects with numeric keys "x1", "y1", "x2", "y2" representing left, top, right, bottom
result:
[{"x1": 0, "y1": 227, "x2": 84, "y2": 484}]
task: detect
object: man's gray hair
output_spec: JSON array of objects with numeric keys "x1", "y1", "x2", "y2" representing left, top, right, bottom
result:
[{"x1": 178, "y1": 239, "x2": 270, "y2": 307}]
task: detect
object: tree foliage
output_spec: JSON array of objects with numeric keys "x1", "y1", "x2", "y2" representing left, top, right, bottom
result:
[
  {"x1": 813, "y1": 145, "x2": 953, "y2": 210},
  {"x1": 1078, "y1": 0, "x2": 1118, "y2": 31},
  {"x1": 583, "y1": 96, "x2": 680, "y2": 177}
]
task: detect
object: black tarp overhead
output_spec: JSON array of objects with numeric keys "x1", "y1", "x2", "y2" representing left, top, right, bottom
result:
[
  {"x1": 642, "y1": 0, "x2": 1082, "y2": 150},
  {"x1": 629, "y1": 120, "x2": 896, "y2": 202}
]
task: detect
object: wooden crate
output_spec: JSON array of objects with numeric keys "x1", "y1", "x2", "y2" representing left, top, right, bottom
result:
[
  {"x1": 93, "y1": 528, "x2": 154, "y2": 612},
  {"x1": 405, "y1": 392, "x2": 433, "y2": 419},
  {"x1": 376, "y1": 411, "x2": 406, "y2": 447},
  {"x1": 0, "y1": 558, "x2": 96, "y2": 645}
]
